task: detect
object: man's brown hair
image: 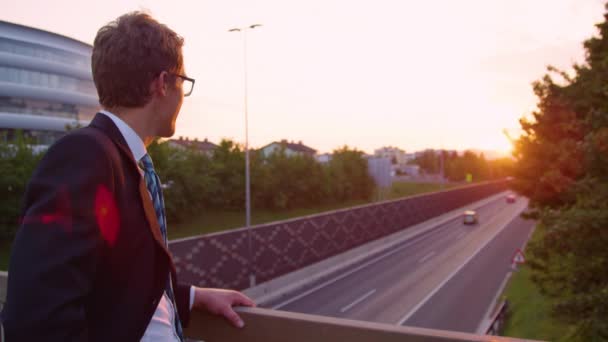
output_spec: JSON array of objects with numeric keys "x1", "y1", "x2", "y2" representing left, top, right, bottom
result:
[{"x1": 92, "y1": 12, "x2": 184, "y2": 108}]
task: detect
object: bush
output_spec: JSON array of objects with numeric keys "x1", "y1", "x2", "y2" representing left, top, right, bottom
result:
[
  {"x1": 6, "y1": 137, "x2": 375, "y2": 234},
  {"x1": 149, "y1": 140, "x2": 374, "y2": 221},
  {"x1": 0, "y1": 132, "x2": 44, "y2": 241}
]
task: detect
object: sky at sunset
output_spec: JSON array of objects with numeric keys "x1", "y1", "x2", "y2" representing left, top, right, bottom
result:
[{"x1": 2, "y1": 0, "x2": 606, "y2": 154}]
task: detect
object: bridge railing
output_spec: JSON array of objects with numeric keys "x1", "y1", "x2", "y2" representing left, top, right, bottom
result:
[
  {"x1": 0, "y1": 264, "x2": 537, "y2": 342},
  {"x1": 1, "y1": 183, "x2": 527, "y2": 341},
  {"x1": 184, "y1": 306, "x2": 535, "y2": 342}
]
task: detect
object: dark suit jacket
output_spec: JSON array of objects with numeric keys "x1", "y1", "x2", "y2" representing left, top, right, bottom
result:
[{"x1": 1, "y1": 113, "x2": 192, "y2": 341}]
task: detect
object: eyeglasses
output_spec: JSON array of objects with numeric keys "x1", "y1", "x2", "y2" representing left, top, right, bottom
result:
[{"x1": 174, "y1": 74, "x2": 195, "y2": 97}]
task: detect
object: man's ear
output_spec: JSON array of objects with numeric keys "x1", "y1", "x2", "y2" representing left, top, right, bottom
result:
[{"x1": 150, "y1": 71, "x2": 169, "y2": 98}]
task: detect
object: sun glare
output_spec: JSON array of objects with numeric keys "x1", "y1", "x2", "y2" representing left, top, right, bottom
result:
[{"x1": 485, "y1": 135, "x2": 514, "y2": 157}]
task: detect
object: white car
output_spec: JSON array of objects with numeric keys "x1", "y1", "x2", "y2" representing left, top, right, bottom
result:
[{"x1": 463, "y1": 210, "x2": 478, "y2": 225}]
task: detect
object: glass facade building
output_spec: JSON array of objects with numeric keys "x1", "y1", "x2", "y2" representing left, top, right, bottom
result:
[{"x1": 0, "y1": 20, "x2": 99, "y2": 146}]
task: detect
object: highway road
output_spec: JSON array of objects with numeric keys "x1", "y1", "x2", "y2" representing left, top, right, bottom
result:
[{"x1": 271, "y1": 195, "x2": 534, "y2": 334}]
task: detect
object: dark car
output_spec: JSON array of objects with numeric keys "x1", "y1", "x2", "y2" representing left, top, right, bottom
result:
[
  {"x1": 463, "y1": 210, "x2": 478, "y2": 225},
  {"x1": 506, "y1": 194, "x2": 516, "y2": 203}
]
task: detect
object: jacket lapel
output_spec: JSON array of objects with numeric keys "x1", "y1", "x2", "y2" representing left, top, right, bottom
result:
[
  {"x1": 138, "y1": 178, "x2": 172, "y2": 254},
  {"x1": 88, "y1": 113, "x2": 173, "y2": 261},
  {"x1": 137, "y1": 177, "x2": 175, "y2": 267}
]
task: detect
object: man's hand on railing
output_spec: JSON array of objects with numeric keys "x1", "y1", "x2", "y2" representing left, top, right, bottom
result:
[{"x1": 192, "y1": 287, "x2": 256, "y2": 328}]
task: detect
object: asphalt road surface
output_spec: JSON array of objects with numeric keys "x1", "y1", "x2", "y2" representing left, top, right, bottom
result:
[{"x1": 272, "y1": 196, "x2": 534, "y2": 334}]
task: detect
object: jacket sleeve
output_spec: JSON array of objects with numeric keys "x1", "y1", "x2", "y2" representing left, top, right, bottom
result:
[
  {"x1": 1, "y1": 133, "x2": 113, "y2": 341},
  {"x1": 174, "y1": 282, "x2": 193, "y2": 328}
]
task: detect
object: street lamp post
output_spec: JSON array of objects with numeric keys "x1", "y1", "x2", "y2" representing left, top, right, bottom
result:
[
  {"x1": 229, "y1": 24, "x2": 262, "y2": 288},
  {"x1": 440, "y1": 149, "x2": 444, "y2": 190}
]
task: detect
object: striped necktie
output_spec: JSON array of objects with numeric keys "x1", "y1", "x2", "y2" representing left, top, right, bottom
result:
[{"x1": 139, "y1": 153, "x2": 184, "y2": 340}]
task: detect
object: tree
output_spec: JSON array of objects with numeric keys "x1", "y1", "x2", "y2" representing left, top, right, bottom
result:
[
  {"x1": 512, "y1": 4, "x2": 608, "y2": 339},
  {"x1": 256, "y1": 147, "x2": 324, "y2": 209},
  {"x1": 326, "y1": 146, "x2": 374, "y2": 203},
  {"x1": 208, "y1": 139, "x2": 246, "y2": 209},
  {"x1": 440, "y1": 150, "x2": 501, "y2": 182},
  {"x1": 0, "y1": 132, "x2": 44, "y2": 241},
  {"x1": 148, "y1": 139, "x2": 217, "y2": 223},
  {"x1": 511, "y1": 76, "x2": 586, "y2": 211},
  {"x1": 413, "y1": 150, "x2": 440, "y2": 174}
]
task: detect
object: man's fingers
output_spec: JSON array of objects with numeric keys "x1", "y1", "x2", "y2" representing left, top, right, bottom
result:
[
  {"x1": 222, "y1": 307, "x2": 245, "y2": 328},
  {"x1": 233, "y1": 292, "x2": 256, "y2": 307}
]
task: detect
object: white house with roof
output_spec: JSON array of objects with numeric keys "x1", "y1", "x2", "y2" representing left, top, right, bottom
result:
[
  {"x1": 315, "y1": 153, "x2": 332, "y2": 164},
  {"x1": 259, "y1": 139, "x2": 317, "y2": 158},
  {"x1": 168, "y1": 137, "x2": 218, "y2": 156},
  {"x1": 373, "y1": 146, "x2": 412, "y2": 165}
]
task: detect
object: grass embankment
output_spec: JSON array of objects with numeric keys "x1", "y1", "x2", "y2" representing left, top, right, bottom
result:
[
  {"x1": 0, "y1": 182, "x2": 460, "y2": 270},
  {"x1": 169, "y1": 199, "x2": 366, "y2": 240},
  {"x1": 501, "y1": 227, "x2": 577, "y2": 341},
  {"x1": 388, "y1": 181, "x2": 460, "y2": 199},
  {"x1": 169, "y1": 181, "x2": 460, "y2": 240}
]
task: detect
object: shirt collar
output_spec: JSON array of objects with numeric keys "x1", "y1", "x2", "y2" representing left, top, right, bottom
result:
[{"x1": 98, "y1": 110, "x2": 147, "y2": 162}]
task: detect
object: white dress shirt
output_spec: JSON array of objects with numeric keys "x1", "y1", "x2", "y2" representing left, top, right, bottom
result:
[{"x1": 99, "y1": 110, "x2": 195, "y2": 341}]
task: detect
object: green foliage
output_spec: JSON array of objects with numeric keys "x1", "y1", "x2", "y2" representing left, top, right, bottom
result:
[
  {"x1": 148, "y1": 139, "x2": 217, "y2": 222},
  {"x1": 511, "y1": 77, "x2": 585, "y2": 210},
  {"x1": 168, "y1": 180, "x2": 447, "y2": 241},
  {"x1": 208, "y1": 139, "x2": 246, "y2": 209},
  {"x1": 503, "y1": 261, "x2": 578, "y2": 341},
  {"x1": 254, "y1": 147, "x2": 324, "y2": 209},
  {"x1": 512, "y1": 4, "x2": 608, "y2": 339},
  {"x1": 148, "y1": 140, "x2": 374, "y2": 223},
  {"x1": 526, "y1": 183, "x2": 608, "y2": 340},
  {"x1": 2, "y1": 133, "x2": 374, "y2": 236},
  {"x1": 0, "y1": 240, "x2": 11, "y2": 271},
  {"x1": 326, "y1": 146, "x2": 375, "y2": 202},
  {"x1": 0, "y1": 132, "x2": 44, "y2": 241},
  {"x1": 413, "y1": 150, "x2": 441, "y2": 174},
  {"x1": 413, "y1": 149, "x2": 512, "y2": 182},
  {"x1": 389, "y1": 182, "x2": 459, "y2": 199}
]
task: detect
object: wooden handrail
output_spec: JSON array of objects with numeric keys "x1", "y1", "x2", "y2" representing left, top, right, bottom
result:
[
  {"x1": 0, "y1": 273, "x2": 539, "y2": 341},
  {"x1": 184, "y1": 306, "x2": 538, "y2": 342}
]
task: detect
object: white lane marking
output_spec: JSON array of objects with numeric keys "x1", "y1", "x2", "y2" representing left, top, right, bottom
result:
[
  {"x1": 477, "y1": 214, "x2": 536, "y2": 335},
  {"x1": 418, "y1": 251, "x2": 436, "y2": 264},
  {"x1": 475, "y1": 272, "x2": 513, "y2": 334},
  {"x1": 272, "y1": 225, "x2": 448, "y2": 309},
  {"x1": 476, "y1": 219, "x2": 536, "y2": 333},
  {"x1": 340, "y1": 289, "x2": 377, "y2": 313},
  {"x1": 456, "y1": 231, "x2": 466, "y2": 240},
  {"x1": 396, "y1": 203, "x2": 526, "y2": 325}
]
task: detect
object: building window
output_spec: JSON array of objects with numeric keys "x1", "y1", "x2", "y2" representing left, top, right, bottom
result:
[
  {"x1": 0, "y1": 37, "x2": 89, "y2": 67},
  {"x1": 0, "y1": 96, "x2": 100, "y2": 120},
  {"x1": 0, "y1": 67, "x2": 96, "y2": 96}
]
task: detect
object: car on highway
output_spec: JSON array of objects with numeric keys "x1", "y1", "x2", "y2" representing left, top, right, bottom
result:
[
  {"x1": 463, "y1": 210, "x2": 478, "y2": 225},
  {"x1": 506, "y1": 194, "x2": 516, "y2": 203}
]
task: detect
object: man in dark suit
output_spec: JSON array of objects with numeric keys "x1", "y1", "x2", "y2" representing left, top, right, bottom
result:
[{"x1": 1, "y1": 12, "x2": 254, "y2": 341}]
